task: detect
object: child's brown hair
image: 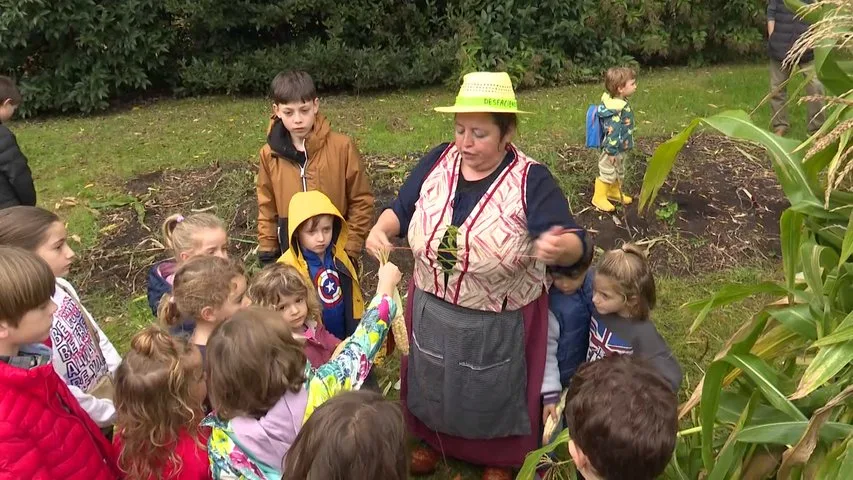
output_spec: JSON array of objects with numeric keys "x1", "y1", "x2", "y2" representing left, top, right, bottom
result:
[
  {"x1": 0, "y1": 76, "x2": 22, "y2": 105},
  {"x1": 114, "y1": 326, "x2": 205, "y2": 480},
  {"x1": 161, "y1": 212, "x2": 226, "y2": 259},
  {"x1": 297, "y1": 213, "x2": 336, "y2": 235},
  {"x1": 0, "y1": 206, "x2": 60, "y2": 251},
  {"x1": 205, "y1": 307, "x2": 307, "y2": 420},
  {"x1": 282, "y1": 390, "x2": 407, "y2": 480},
  {"x1": 248, "y1": 263, "x2": 320, "y2": 320},
  {"x1": 271, "y1": 71, "x2": 317, "y2": 105},
  {"x1": 158, "y1": 256, "x2": 245, "y2": 327},
  {"x1": 597, "y1": 243, "x2": 656, "y2": 319},
  {"x1": 604, "y1": 67, "x2": 636, "y2": 97},
  {"x1": 0, "y1": 246, "x2": 55, "y2": 326},
  {"x1": 565, "y1": 354, "x2": 677, "y2": 480}
]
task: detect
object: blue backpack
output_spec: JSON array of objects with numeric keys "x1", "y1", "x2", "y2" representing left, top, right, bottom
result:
[{"x1": 585, "y1": 105, "x2": 604, "y2": 149}]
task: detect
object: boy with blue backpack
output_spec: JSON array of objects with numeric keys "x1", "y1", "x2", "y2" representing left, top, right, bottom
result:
[{"x1": 586, "y1": 67, "x2": 637, "y2": 212}]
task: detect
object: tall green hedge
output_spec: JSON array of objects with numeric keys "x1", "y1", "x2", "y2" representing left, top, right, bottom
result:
[{"x1": 0, "y1": 0, "x2": 765, "y2": 116}]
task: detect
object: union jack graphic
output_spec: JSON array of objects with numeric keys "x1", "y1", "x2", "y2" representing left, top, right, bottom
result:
[{"x1": 586, "y1": 316, "x2": 633, "y2": 362}]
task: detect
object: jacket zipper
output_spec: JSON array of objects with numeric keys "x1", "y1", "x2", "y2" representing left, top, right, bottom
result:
[{"x1": 299, "y1": 138, "x2": 309, "y2": 191}]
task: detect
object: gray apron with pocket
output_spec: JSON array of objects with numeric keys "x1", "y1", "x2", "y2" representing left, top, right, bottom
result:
[{"x1": 406, "y1": 288, "x2": 530, "y2": 439}]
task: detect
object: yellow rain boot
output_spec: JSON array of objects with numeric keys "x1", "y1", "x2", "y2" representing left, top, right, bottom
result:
[
  {"x1": 592, "y1": 178, "x2": 616, "y2": 212},
  {"x1": 607, "y1": 180, "x2": 633, "y2": 205}
]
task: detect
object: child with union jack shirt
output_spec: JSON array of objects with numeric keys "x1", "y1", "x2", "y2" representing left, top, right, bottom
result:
[{"x1": 587, "y1": 243, "x2": 682, "y2": 392}]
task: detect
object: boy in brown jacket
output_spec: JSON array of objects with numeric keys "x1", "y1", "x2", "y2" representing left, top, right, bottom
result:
[{"x1": 257, "y1": 71, "x2": 374, "y2": 266}]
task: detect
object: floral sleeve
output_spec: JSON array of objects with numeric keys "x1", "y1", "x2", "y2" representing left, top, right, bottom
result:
[{"x1": 302, "y1": 293, "x2": 396, "y2": 419}]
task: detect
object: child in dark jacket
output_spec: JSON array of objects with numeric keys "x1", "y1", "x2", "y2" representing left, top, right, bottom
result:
[
  {"x1": 147, "y1": 212, "x2": 229, "y2": 318},
  {"x1": 248, "y1": 263, "x2": 341, "y2": 368},
  {"x1": 542, "y1": 239, "x2": 595, "y2": 430},
  {"x1": 0, "y1": 76, "x2": 36, "y2": 210},
  {"x1": 0, "y1": 246, "x2": 120, "y2": 480}
]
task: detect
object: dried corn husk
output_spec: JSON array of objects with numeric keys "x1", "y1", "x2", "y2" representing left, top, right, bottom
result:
[
  {"x1": 543, "y1": 389, "x2": 569, "y2": 443},
  {"x1": 380, "y1": 249, "x2": 409, "y2": 355}
]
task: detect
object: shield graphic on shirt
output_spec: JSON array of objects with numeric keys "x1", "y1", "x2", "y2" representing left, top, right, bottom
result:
[{"x1": 314, "y1": 268, "x2": 343, "y2": 307}]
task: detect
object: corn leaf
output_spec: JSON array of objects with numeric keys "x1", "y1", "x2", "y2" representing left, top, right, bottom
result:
[
  {"x1": 737, "y1": 422, "x2": 853, "y2": 445},
  {"x1": 792, "y1": 339, "x2": 853, "y2": 399},
  {"x1": 840, "y1": 210, "x2": 853, "y2": 267},
  {"x1": 769, "y1": 304, "x2": 818, "y2": 340},
  {"x1": 516, "y1": 429, "x2": 571, "y2": 480},
  {"x1": 781, "y1": 209, "x2": 805, "y2": 292},
  {"x1": 684, "y1": 282, "x2": 787, "y2": 334},
  {"x1": 638, "y1": 118, "x2": 702, "y2": 212}
]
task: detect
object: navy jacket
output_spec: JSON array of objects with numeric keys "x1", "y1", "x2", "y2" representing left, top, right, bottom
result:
[
  {"x1": 0, "y1": 123, "x2": 36, "y2": 209},
  {"x1": 549, "y1": 272, "x2": 595, "y2": 387},
  {"x1": 768, "y1": 0, "x2": 814, "y2": 64}
]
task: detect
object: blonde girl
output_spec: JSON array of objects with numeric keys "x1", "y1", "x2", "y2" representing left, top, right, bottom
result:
[
  {"x1": 158, "y1": 255, "x2": 250, "y2": 359},
  {"x1": 587, "y1": 243, "x2": 682, "y2": 392},
  {"x1": 0, "y1": 206, "x2": 122, "y2": 428},
  {"x1": 204, "y1": 262, "x2": 401, "y2": 479},
  {"x1": 114, "y1": 326, "x2": 210, "y2": 480},
  {"x1": 248, "y1": 263, "x2": 341, "y2": 368},
  {"x1": 147, "y1": 213, "x2": 228, "y2": 317}
]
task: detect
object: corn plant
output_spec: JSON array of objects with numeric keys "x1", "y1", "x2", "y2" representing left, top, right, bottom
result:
[{"x1": 519, "y1": 1, "x2": 853, "y2": 478}]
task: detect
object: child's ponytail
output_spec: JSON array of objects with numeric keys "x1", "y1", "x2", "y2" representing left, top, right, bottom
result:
[
  {"x1": 157, "y1": 293, "x2": 182, "y2": 327},
  {"x1": 160, "y1": 212, "x2": 226, "y2": 259}
]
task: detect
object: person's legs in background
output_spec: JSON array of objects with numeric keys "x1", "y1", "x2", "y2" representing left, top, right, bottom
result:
[
  {"x1": 803, "y1": 63, "x2": 827, "y2": 135},
  {"x1": 769, "y1": 60, "x2": 791, "y2": 136}
]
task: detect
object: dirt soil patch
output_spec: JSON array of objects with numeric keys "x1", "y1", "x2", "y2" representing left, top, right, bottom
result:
[
  {"x1": 76, "y1": 134, "x2": 784, "y2": 300},
  {"x1": 565, "y1": 134, "x2": 786, "y2": 275}
]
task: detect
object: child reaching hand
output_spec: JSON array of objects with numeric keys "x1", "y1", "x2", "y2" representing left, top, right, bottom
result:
[
  {"x1": 147, "y1": 213, "x2": 229, "y2": 317},
  {"x1": 203, "y1": 262, "x2": 401, "y2": 479},
  {"x1": 587, "y1": 243, "x2": 682, "y2": 392},
  {"x1": 248, "y1": 263, "x2": 340, "y2": 368},
  {"x1": 0, "y1": 206, "x2": 122, "y2": 428},
  {"x1": 158, "y1": 255, "x2": 250, "y2": 361},
  {"x1": 114, "y1": 326, "x2": 210, "y2": 480}
]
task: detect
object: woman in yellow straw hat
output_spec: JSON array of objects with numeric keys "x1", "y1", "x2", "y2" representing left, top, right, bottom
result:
[{"x1": 366, "y1": 72, "x2": 588, "y2": 479}]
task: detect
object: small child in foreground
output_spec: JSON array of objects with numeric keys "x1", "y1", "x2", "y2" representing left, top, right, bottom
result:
[
  {"x1": 0, "y1": 246, "x2": 120, "y2": 479},
  {"x1": 203, "y1": 262, "x2": 401, "y2": 479},
  {"x1": 147, "y1": 212, "x2": 229, "y2": 317},
  {"x1": 158, "y1": 255, "x2": 250, "y2": 361},
  {"x1": 587, "y1": 243, "x2": 682, "y2": 392},
  {"x1": 592, "y1": 67, "x2": 637, "y2": 213},
  {"x1": 114, "y1": 326, "x2": 211, "y2": 480},
  {"x1": 282, "y1": 390, "x2": 407, "y2": 480},
  {"x1": 565, "y1": 354, "x2": 678, "y2": 480},
  {"x1": 0, "y1": 206, "x2": 122, "y2": 428},
  {"x1": 248, "y1": 262, "x2": 340, "y2": 367},
  {"x1": 542, "y1": 239, "x2": 596, "y2": 428},
  {"x1": 0, "y1": 76, "x2": 36, "y2": 209}
]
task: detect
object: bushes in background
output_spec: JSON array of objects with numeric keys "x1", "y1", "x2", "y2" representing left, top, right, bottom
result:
[{"x1": 0, "y1": 0, "x2": 765, "y2": 116}]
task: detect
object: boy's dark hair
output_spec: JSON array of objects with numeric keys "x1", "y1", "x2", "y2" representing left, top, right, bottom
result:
[
  {"x1": 604, "y1": 67, "x2": 636, "y2": 97},
  {"x1": 282, "y1": 390, "x2": 407, "y2": 480},
  {"x1": 0, "y1": 76, "x2": 22, "y2": 105},
  {"x1": 548, "y1": 236, "x2": 594, "y2": 279},
  {"x1": 270, "y1": 71, "x2": 317, "y2": 105},
  {"x1": 566, "y1": 354, "x2": 677, "y2": 480}
]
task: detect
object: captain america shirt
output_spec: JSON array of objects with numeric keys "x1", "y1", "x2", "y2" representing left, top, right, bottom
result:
[{"x1": 302, "y1": 247, "x2": 346, "y2": 339}]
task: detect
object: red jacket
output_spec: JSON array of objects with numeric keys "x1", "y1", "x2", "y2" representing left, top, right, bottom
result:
[
  {"x1": 114, "y1": 428, "x2": 212, "y2": 480},
  {"x1": 0, "y1": 360, "x2": 121, "y2": 480}
]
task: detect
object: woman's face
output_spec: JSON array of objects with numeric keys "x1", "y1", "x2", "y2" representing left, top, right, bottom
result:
[{"x1": 454, "y1": 113, "x2": 512, "y2": 173}]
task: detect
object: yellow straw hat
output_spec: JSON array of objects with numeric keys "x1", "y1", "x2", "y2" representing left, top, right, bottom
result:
[{"x1": 434, "y1": 72, "x2": 530, "y2": 114}]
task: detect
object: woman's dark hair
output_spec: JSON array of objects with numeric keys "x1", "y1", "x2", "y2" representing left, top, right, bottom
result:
[
  {"x1": 490, "y1": 112, "x2": 518, "y2": 140},
  {"x1": 282, "y1": 390, "x2": 407, "y2": 480}
]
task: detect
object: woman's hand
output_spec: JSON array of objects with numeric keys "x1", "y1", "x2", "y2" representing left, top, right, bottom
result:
[
  {"x1": 534, "y1": 226, "x2": 584, "y2": 266},
  {"x1": 366, "y1": 227, "x2": 393, "y2": 260},
  {"x1": 377, "y1": 262, "x2": 402, "y2": 297}
]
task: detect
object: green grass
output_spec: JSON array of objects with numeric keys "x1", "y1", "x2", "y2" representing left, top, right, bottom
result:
[{"x1": 9, "y1": 62, "x2": 793, "y2": 479}]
